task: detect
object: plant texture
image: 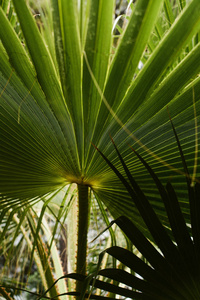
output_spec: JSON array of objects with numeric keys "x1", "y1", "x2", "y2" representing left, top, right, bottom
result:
[{"x1": 0, "y1": 0, "x2": 200, "y2": 297}]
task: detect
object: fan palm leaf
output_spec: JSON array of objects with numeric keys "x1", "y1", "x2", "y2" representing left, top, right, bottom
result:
[{"x1": 0, "y1": 0, "x2": 200, "y2": 282}]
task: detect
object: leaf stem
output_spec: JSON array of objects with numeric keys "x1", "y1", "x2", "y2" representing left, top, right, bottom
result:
[{"x1": 76, "y1": 184, "x2": 90, "y2": 292}]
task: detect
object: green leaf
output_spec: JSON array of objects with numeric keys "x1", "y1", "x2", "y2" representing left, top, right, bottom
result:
[{"x1": 118, "y1": 0, "x2": 200, "y2": 122}]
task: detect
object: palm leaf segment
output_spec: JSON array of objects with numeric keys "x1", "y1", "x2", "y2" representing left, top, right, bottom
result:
[{"x1": 0, "y1": 0, "x2": 200, "y2": 232}]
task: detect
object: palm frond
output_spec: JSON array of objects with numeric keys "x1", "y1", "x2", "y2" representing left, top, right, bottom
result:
[{"x1": 1, "y1": 0, "x2": 200, "y2": 295}]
